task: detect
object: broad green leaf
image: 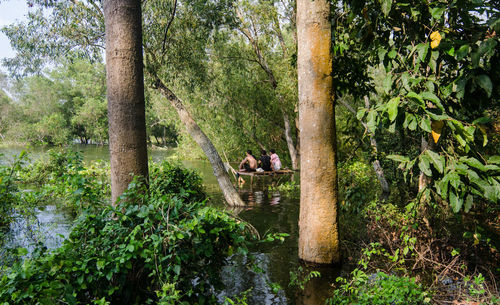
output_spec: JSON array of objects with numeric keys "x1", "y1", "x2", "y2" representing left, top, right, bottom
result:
[
  {"x1": 404, "y1": 113, "x2": 417, "y2": 130},
  {"x1": 381, "y1": 0, "x2": 392, "y2": 16},
  {"x1": 477, "y1": 74, "x2": 492, "y2": 97},
  {"x1": 462, "y1": 157, "x2": 487, "y2": 172},
  {"x1": 464, "y1": 194, "x2": 473, "y2": 212},
  {"x1": 408, "y1": 116, "x2": 418, "y2": 130},
  {"x1": 473, "y1": 117, "x2": 492, "y2": 124},
  {"x1": 488, "y1": 156, "x2": 500, "y2": 165},
  {"x1": 387, "y1": 154, "x2": 410, "y2": 163},
  {"x1": 426, "y1": 111, "x2": 449, "y2": 121},
  {"x1": 366, "y1": 110, "x2": 377, "y2": 133},
  {"x1": 383, "y1": 74, "x2": 392, "y2": 93},
  {"x1": 387, "y1": 97, "x2": 399, "y2": 121},
  {"x1": 425, "y1": 150, "x2": 445, "y2": 174},
  {"x1": 357, "y1": 108, "x2": 367, "y2": 120},
  {"x1": 448, "y1": 172, "x2": 461, "y2": 190},
  {"x1": 420, "y1": 116, "x2": 432, "y2": 132},
  {"x1": 419, "y1": 154, "x2": 432, "y2": 176},
  {"x1": 416, "y1": 43, "x2": 429, "y2": 62},
  {"x1": 456, "y1": 44, "x2": 469, "y2": 61},
  {"x1": 420, "y1": 91, "x2": 444, "y2": 111},
  {"x1": 430, "y1": 7, "x2": 445, "y2": 19},
  {"x1": 437, "y1": 174, "x2": 450, "y2": 199},
  {"x1": 388, "y1": 50, "x2": 397, "y2": 59},
  {"x1": 484, "y1": 164, "x2": 500, "y2": 171},
  {"x1": 449, "y1": 191, "x2": 462, "y2": 213},
  {"x1": 406, "y1": 91, "x2": 424, "y2": 105}
]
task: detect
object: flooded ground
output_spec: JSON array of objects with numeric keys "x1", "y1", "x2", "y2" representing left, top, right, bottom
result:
[{"x1": 0, "y1": 144, "x2": 340, "y2": 304}]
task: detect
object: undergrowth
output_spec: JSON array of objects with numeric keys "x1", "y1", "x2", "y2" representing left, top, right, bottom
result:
[{"x1": 0, "y1": 158, "x2": 259, "y2": 304}]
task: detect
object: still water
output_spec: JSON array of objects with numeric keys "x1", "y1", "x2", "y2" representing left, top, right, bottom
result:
[{"x1": 0, "y1": 144, "x2": 339, "y2": 304}]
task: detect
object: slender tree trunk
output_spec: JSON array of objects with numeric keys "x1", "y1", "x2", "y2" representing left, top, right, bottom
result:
[
  {"x1": 152, "y1": 76, "x2": 245, "y2": 207},
  {"x1": 297, "y1": 0, "x2": 340, "y2": 264},
  {"x1": 419, "y1": 135, "x2": 435, "y2": 192},
  {"x1": 338, "y1": 98, "x2": 390, "y2": 199},
  {"x1": 104, "y1": 0, "x2": 149, "y2": 204},
  {"x1": 283, "y1": 110, "x2": 299, "y2": 169}
]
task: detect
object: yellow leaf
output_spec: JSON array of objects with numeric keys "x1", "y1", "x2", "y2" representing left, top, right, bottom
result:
[
  {"x1": 431, "y1": 120, "x2": 444, "y2": 143},
  {"x1": 430, "y1": 31, "x2": 442, "y2": 49}
]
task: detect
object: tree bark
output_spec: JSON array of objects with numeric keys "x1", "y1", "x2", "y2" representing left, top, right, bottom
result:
[
  {"x1": 297, "y1": 0, "x2": 340, "y2": 264},
  {"x1": 419, "y1": 135, "x2": 435, "y2": 192},
  {"x1": 283, "y1": 110, "x2": 299, "y2": 169},
  {"x1": 152, "y1": 76, "x2": 245, "y2": 207},
  {"x1": 104, "y1": 0, "x2": 149, "y2": 204}
]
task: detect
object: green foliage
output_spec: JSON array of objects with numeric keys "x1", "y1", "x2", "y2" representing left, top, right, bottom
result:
[
  {"x1": 18, "y1": 149, "x2": 110, "y2": 212},
  {"x1": 268, "y1": 181, "x2": 300, "y2": 198},
  {"x1": 338, "y1": 162, "x2": 380, "y2": 213},
  {"x1": 328, "y1": 269, "x2": 430, "y2": 305},
  {"x1": 0, "y1": 161, "x2": 256, "y2": 304},
  {"x1": 1, "y1": 60, "x2": 108, "y2": 146},
  {"x1": 289, "y1": 266, "x2": 321, "y2": 291},
  {"x1": 0, "y1": 152, "x2": 28, "y2": 227},
  {"x1": 335, "y1": 0, "x2": 500, "y2": 212}
]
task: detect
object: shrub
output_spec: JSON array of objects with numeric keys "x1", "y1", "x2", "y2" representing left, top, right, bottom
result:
[
  {"x1": 338, "y1": 161, "x2": 379, "y2": 214},
  {"x1": 328, "y1": 269, "x2": 430, "y2": 305},
  {"x1": 0, "y1": 161, "x2": 255, "y2": 304}
]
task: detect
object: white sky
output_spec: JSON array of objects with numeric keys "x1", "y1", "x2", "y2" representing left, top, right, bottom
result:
[{"x1": 0, "y1": 0, "x2": 29, "y2": 70}]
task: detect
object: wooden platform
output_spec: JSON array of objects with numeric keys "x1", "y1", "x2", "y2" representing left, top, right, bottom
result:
[{"x1": 236, "y1": 169, "x2": 295, "y2": 176}]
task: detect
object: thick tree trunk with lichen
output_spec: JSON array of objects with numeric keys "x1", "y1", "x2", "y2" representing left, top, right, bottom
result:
[
  {"x1": 152, "y1": 76, "x2": 245, "y2": 207},
  {"x1": 297, "y1": 0, "x2": 340, "y2": 264},
  {"x1": 104, "y1": 0, "x2": 149, "y2": 204}
]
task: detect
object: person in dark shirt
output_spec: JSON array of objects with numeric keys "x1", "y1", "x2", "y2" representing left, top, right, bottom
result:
[{"x1": 259, "y1": 150, "x2": 272, "y2": 171}]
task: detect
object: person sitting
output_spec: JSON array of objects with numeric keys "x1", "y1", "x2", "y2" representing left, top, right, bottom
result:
[
  {"x1": 239, "y1": 150, "x2": 258, "y2": 172},
  {"x1": 258, "y1": 149, "x2": 272, "y2": 171},
  {"x1": 270, "y1": 149, "x2": 282, "y2": 171}
]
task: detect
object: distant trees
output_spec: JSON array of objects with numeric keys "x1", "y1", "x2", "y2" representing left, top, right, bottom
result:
[{"x1": 0, "y1": 61, "x2": 107, "y2": 145}]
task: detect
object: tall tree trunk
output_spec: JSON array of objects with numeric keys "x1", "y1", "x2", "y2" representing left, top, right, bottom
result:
[
  {"x1": 152, "y1": 76, "x2": 245, "y2": 207},
  {"x1": 104, "y1": 0, "x2": 149, "y2": 204},
  {"x1": 283, "y1": 110, "x2": 299, "y2": 169},
  {"x1": 297, "y1": 0, "x2": 340, "y2": 264}
]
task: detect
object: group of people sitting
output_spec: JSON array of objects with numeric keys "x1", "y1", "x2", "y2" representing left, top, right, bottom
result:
[{"x1": 238, "y1": 149, "x2": 281, "y2": 172}]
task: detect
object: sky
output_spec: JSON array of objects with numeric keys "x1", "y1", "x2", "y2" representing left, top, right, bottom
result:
[{"x1": 0, "y1": 0, "x2": 29, "y2": 69}]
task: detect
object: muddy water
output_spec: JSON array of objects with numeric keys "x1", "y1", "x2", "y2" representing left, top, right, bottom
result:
[{"x1": 0, "y1": 145, "x2": 340, "y2": 304}]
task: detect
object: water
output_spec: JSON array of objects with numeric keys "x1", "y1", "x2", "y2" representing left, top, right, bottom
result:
[{"x1": 0, "y1": 144, "x2": 340, "y2": 304}]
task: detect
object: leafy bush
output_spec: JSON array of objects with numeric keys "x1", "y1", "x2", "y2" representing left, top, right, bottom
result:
[
  {"x1": 19, "y1": 149, "x2": 110, "y2": 212},
  {"x1": 338, "y1": 161, "x2": 379, "y2": 213},
  {"x1": 328, "y1": 269, "x2": 430, "y2": 305},
  {"x1": 0, "y1": 152, "x2": 26, "y2": 227},
  {"x1": 0, "y1": 161, "x2": 255, "y2": 304}
]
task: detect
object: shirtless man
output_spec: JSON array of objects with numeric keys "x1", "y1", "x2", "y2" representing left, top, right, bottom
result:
[{"x1": 239, "y1": 150, "x2": 258, "y2": 171}]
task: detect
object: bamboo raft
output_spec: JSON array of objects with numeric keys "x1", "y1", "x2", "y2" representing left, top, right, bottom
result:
[
  {"x1": 224, "y1": 162, "x2": 295, "y2": 186},
  {"x1": 235, "y1": 169, "x2": 295, "y2": 176}
]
